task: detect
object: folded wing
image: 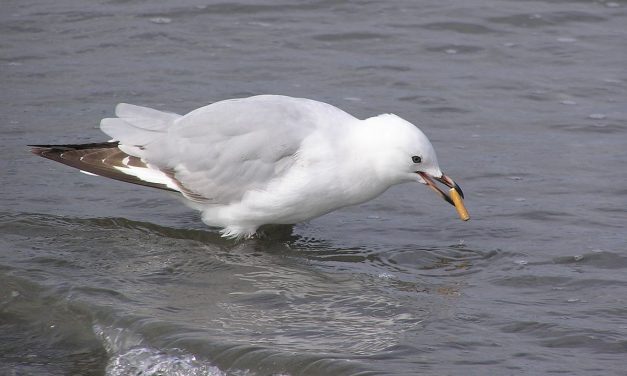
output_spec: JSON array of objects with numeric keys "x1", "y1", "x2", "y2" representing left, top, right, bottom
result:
[{"x1": 35, "y1": 96, "x2": 351, "y2": 206}]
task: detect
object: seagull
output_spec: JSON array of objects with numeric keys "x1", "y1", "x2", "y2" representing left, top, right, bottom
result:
[{"x1": 31, "y1": 95, "x2": 468, "y2": 238}]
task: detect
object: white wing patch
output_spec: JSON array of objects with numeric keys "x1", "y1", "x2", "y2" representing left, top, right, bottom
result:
[{"x1": 113, "y1": 164, "x2": 179, "y2": 191}]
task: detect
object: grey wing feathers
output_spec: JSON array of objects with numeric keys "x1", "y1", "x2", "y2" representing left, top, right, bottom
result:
[
  {"x1": 33, "y1": 97, "x2": 342, "y2": 205},
  {"x1": 137, "y1": 96, "x2": 318, "y2": 204}
]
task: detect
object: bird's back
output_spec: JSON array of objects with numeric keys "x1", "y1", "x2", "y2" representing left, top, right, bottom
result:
[{"x1": 102, "y1": 95, "x2": 356, "y2": 206}]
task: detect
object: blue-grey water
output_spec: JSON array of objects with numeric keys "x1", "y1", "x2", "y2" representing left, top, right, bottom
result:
[{"x1": 2, "y1": 0, "x2": 627, "y2": 375}]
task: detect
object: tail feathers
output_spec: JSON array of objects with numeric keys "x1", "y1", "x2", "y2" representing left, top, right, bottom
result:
[
  {"x1": 100, "y1": 118, "x2": 164, "y2": 146},
  {"x1": 99, "y1": 104, "x2": 180, "y2": 157},
  {"x1": 114, "y1": 103, "x2": 181, "y2": 127},
  {"x1": 29, "y1": 142, "x2": 180, "y2": 193}
]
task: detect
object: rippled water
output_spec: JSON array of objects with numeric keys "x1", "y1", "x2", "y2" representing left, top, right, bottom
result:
[{"x1": 2, "y1": 0, "x2": 626, "y2": 375}]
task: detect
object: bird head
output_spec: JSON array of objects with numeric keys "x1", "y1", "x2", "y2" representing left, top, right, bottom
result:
[{"x1": 362, "y1": 114, "x2": 467, "y2": 219}]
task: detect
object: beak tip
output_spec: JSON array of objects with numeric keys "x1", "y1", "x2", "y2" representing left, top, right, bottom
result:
[{"x1": 455, "y1": 184, "x2": 465, "y2": 199}]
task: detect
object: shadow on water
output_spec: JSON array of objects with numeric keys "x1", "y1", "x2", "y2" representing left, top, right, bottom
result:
[
  {"x1": 3, "y1": 211, "x2": 498, "y2": 263},
  {"x1": 1, "y1": 212, "x2": 506, "y2": 298}
]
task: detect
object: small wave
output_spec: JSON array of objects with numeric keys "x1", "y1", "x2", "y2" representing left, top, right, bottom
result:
[
  {"x1": 95, "y1": 324, "x2": 229, "y2": 376},
  {"x1": 106, "y1": 347, "x2": 225, "y2": 376},
  {"x1": 553, "y1": 249, "x2": 627, "y2": 270},
  {"x1": 420, "y1": 21, "x2": 498, "y2": 34},
  {"x1": 312, "y1": 32, "x2": 390, "y2": 42},
  {"x1": 487, "y1": 11, "x2": 606, "y2": 28}
]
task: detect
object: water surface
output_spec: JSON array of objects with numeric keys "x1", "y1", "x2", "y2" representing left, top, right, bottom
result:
[{"x1": 2, "y1": 0, "x2": 626, "y2": 375}]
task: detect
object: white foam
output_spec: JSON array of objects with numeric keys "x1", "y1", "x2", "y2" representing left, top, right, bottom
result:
[
  {"x1": 94, "y1": 324, "x2": 227, "y2": 376},
  {"x1": 106, "y1": 346, "x2": 225, "y2": 376}
]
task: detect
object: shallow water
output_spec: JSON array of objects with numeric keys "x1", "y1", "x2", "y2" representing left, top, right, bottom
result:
[{"x1": 2, "y1": 0, "x2": 627, "y2": 375}]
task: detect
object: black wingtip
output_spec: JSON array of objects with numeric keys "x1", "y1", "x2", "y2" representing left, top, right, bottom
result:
[{"x1": 28, "y1": 142, "x2": 120, "y2": 155}]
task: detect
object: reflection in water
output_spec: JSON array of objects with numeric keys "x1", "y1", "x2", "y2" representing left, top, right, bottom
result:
[{"x1": 2, "y1": 212, "x2": 486, "y2": 371}]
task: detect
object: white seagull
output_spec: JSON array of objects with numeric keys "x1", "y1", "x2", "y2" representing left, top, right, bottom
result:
[{"x1": 31, "y1": 95, "x2": 468, "y2": 238}]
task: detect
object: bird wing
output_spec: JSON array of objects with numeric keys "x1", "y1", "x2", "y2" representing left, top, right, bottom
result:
[
  {"x1": 29, "y1": 142, "x2": 180, "y2": 192},
  {"x1": 101, "y1": 95, "x2": 355, "y2": 205}
]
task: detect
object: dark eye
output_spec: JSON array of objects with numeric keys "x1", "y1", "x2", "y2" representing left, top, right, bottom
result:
[{"x1": 412, "y1": 156, "x2": 422, "y2": 163}]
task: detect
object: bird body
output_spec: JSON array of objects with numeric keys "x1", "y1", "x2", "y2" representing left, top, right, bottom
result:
[{"x1": 31, "y1": 95, "x2": 467, "y2": 238}]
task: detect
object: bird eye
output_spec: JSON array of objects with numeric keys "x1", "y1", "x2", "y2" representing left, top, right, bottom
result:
[{"x1": 412, "y1": 156, "x2": 422, "y2": 163}]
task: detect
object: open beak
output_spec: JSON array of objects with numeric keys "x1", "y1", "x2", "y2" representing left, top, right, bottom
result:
[
  {"x1": 417, "y1": 172, "x2": 463, "y2": 205},
  {"x1": 417, "y1": 172, "x2": 469, "y2": 221}
]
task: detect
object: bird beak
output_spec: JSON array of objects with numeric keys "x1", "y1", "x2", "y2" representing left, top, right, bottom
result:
[
  {"x1": 417, "y1": 172, "x2": 469, "y2": 220},
  {"x1": 417, "y1": 172, "x2": 464, "y2": 206}
]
